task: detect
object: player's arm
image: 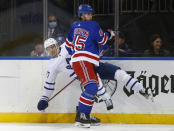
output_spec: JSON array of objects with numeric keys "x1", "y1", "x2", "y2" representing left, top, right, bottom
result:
[
  {"x1": 94, "y1": 22, "x2": 115, "y2": 45},
  {"x1": 65, "y1": 26, "x2": 74, "y2": 55},
  {"x1": 37, "y1": 59, "x2": 60, "y2": 111},
  {"x1": 93, "y1": 22, "x2": 114, "y2": 54},
  {"x1": 95, "y1": 24, "x2": 109, "y2": 46}
]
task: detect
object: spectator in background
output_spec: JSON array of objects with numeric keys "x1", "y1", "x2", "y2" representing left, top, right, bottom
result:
[
  {"x1": 30, "y1": 43, "x2": 45, "y2": 56},
  {"x1": 118, "y1": 31, "x2": 133, "y2": 56},
  {"x1": 47, "y1": 14, "x2": 60, "y2": 39},
  {"x1": 143, "y1": 34, "x2": 171, "y2": 57},
  {"x1": 103, "y1": 31, "x2": 133, "y2": 57}
]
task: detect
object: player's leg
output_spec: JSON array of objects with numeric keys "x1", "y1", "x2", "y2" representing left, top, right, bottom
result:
[
  {"x1": 95, "y1": 62, "x2": 118, "y2": 109},
  {"x1": 114, "y1": 69, "x2": 145, "y2": 93},
  {"x1": 96, "y1": 75, "x2": 113, "y2": 110},
  {"x1": 96, "y1": 62, "x2": 153, "y2": 100},
  {"x1": 76, "y1": 74, "x2": 113, "y2": 126},
  {"x1": 96, "y1": 62, "x2": 143, "y2": 92},
  {"x1": 96, "y1": 62, "x2": 144, "y2": 92},
  {"x1": 115, "y1": 69, "x2": 153, "y2": 100},
  {"x1": 95, "y1": 62, "x2": 120, "y2": 80},
  {"x1": 95, "y1": 62, "x2": 119, "y2": 109},
  {"x1": 72, "y1": 61, "x2": 98, "y2": 128}
]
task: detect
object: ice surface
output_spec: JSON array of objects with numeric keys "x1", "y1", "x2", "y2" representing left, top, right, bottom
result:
[{"x1": 0, "y1": 123, "x2": 174, "y2": 131}]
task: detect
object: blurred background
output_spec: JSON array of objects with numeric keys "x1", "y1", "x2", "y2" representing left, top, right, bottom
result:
[{"x1": 0, "y1": 0, "x2": 174, "y2": 56}]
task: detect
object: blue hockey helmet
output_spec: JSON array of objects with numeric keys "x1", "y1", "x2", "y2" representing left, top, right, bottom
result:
[{"x1": 77, "y1": 4, "x2": 93, "y2": 17}]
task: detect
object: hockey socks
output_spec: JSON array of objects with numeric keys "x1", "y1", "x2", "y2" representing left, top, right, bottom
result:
[
  {"x1": 78, "y1": 83, "x2": 98, "y2": 114},
  {"x1": 114, "y1": 70, "x2": 145, "y2": 93},
  {"x1": 97, "y1": 76, "x2": 111, "y2": 100},
  {"x1": 97, "y1": 85, "x2": 113, "y2": 110},
  {"x1": 97, "y1": 86, "x2": 110, "y2": 100}
]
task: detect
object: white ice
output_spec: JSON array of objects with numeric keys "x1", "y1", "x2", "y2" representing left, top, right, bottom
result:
[{"x1": 0, "y1": 123, "x2": 174, "y2": 131}]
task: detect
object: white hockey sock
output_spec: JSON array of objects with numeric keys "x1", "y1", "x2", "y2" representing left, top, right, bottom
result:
[
  {"x1": 97, "y1": 86, "x2": 111, "y2": 100},
  {"x1": 114, "y1": 70, "x2": 145, "y2": 93},
  {"x1": 97, "y1": 76, "x2": 111, "y2": 100}
]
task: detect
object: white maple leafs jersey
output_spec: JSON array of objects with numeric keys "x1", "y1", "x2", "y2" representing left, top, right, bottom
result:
[{"x1": 44, "y1": 43, "x2": 76, "y2": 90}]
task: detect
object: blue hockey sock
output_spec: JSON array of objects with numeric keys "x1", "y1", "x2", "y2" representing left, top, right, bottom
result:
[{"x1": 78, "y1": 83, "x2": 98, "y2": 114}]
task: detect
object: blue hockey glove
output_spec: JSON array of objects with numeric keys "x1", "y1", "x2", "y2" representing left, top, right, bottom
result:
[{"x1": 37, "y1": 100, "x2": 48, "y2": 111}]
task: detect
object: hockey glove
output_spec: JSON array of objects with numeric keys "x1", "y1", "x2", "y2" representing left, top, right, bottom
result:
[
  {"x1": 107, "y1": 29, "x2": 115, "y2": 40},
  {"x1": 37, "y1": 100, "x2": 48, "y2": 111}
]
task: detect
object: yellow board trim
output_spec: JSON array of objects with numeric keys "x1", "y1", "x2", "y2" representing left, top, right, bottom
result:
[{"x1": 0, "y1": 113, "x2": 174, "y2": 124}]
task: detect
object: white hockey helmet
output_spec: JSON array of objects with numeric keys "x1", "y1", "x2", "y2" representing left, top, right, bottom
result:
[{"x1": 44, "y1": 38, "x2": 57, "y2": 49}]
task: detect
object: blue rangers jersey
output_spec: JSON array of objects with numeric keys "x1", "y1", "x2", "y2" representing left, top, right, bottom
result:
[{"x1": 65, "y1": 20, "x2": 110, "y2": 66}]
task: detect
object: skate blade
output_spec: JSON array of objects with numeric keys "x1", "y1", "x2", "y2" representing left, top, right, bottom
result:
[
  {"x1": 75, "y1": 122, "x2": 90, "y2": 128},
  {"x1": 91, "y1": 123, "x2": 100, "y2": 126}
]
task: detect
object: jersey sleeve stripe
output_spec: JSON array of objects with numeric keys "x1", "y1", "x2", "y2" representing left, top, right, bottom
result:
[
  {"x1": 98, "y1": 33, "x2": 108, "y2": 45},
  {"x1": 65, "y1": 39, "x2": 74, "y2": 50},
  {"x1": 44, "y1": 86, "x2": 55, "y2": 90},
  {"x1": 41, "y1": 96, "x2": 49, "y2": 101},
  {"x1": 45, "y1": 82, "x2": 55, "y2": 85},
  {"x1": 42, "y1": 96, "x2": 49, "y2": 99}
]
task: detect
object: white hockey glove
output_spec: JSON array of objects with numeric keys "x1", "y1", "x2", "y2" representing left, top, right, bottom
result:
[{"x1": 107, "y1": 29, "x2": 115, "y2": 40}]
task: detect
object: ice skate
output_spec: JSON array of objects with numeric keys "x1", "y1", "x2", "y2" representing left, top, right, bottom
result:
[
  {"x1": 95, "y1": 98, "x2": 114, "y2": 110},
  {"x1": 139, "y1": 87, "x2": 154, "y2": 102},
  {"x1": 76, "y1": 106, "x2": 100, "y2": 126},
  {"x1": 90, "y1": 115, "x2": 100, "y2": 126},
  {"x1": 75, "y1": 112, "x2": 91, "y2": 128}
]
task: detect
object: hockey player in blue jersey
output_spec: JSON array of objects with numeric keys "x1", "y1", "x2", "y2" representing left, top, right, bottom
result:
[
  {"x1": 64, "y1": 4, "x2": 153, "y2": 128},
  {"x1": 64, "y1": 4, "x2": 117, "y2": 128}
]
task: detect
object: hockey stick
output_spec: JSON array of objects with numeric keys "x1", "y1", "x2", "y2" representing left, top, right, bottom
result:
[{"x1": 48, "y1": 77, "x2": 77, "y2": 102}]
